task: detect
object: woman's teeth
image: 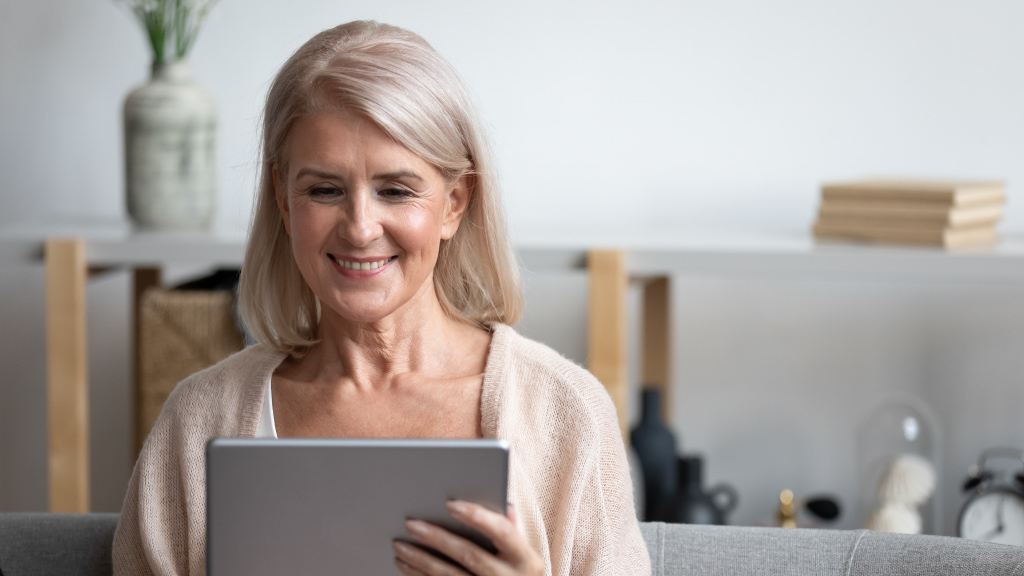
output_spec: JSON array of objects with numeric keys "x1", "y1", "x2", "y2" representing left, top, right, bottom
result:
[{"x1": 335, "y1": 256, "x2": 393, "y2": 271}]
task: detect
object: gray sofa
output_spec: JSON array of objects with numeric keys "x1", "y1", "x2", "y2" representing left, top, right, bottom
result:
[
  {"x1": 640, "y1": 522, "x2": 1024, "y2": 575},
  {"x1": 2, "y1": 513, "x2": 1023, "y2": 575},
  {"x1": 0, "y1": 513, "x2": 117, "y2": 576}
]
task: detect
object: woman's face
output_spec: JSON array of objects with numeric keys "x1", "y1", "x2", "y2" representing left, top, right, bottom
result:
[{"x1": 275, "y1": 111, "x2": 469, "y2": 326}]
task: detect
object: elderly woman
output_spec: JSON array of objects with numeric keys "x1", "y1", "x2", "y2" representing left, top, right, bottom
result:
[{"x1": 113, "y1": 21, "x2": 649, "y2": 576}]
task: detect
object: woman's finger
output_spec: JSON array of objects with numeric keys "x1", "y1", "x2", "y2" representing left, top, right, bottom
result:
[
  {"x1": 393, "y1": 540, "x2": 471, "y2": 576},
  {"x1": 394, "y1": 555, "x2": 430, "y2": 576},
  {"x1": 446, "y1": 501, "x2": 537, "y2": 569},
  {"x1": 403, "y1": 520, "x2": 501, "y2": 576}
]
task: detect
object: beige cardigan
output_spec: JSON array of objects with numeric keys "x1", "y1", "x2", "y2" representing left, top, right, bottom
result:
[{"x1": 113, "y1": 324, "x2": 651, "y2": 575}]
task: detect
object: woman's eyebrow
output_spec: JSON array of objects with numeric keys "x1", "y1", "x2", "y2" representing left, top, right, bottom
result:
[
  {"x1": 374, "y1": 170, "x2": 423, "y2": 182},
  {"x1": 294, "y1": 168, "x2": 343, "y2": 181},
  {"x1": 293, "y1": 168, "x2": 423, "y2": 183}
]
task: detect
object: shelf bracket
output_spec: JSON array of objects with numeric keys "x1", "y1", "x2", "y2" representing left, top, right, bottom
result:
[
  {"x1": 45, "y1": 238, "x2": 89, "y2": 513},
  {"x1": 587, "y1": 249, "x2": 629, "y2": 439}
]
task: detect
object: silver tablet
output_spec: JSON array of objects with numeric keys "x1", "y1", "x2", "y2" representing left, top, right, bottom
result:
[{"x1": 206, "y1": 438, "x2": 509, "y2": 576}]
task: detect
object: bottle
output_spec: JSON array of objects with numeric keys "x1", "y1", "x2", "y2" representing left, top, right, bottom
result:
[{"x1": 630, "y1": 389, "x2": 678, "y2": 521}]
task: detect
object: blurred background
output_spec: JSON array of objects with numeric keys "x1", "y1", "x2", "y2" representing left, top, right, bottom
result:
[{"x1": 3, "y1": 0, "x2": 1024, "y2": 536}]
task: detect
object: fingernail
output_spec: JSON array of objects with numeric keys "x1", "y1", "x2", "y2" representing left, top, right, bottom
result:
[
  {"x1": 405, "y1": 519, "x2": 428, "y2": 535},
  {"x1": 392, "y1": 541, "x2": 411, "y2": 556},
  {"x1": 447, "y1": 501, "x2": 469, "y2": 516}
]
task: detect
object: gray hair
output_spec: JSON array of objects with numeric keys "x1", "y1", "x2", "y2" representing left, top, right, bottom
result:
[{"x1": 238, "y1": 20, "x2": 523, "y2": 355}]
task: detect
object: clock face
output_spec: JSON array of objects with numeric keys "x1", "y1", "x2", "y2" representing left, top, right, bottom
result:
[{"x1": 959, "y1": 490, "x2": 1024, "y2": 546}]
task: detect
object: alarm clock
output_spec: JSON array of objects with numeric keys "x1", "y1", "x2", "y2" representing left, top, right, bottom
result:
[{"x1": 958, "y1": 447, "x2": 1024, "y2": 546}]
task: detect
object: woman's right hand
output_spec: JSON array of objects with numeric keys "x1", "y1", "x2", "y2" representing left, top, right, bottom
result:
[{"x1": 393, "y1": 501, "x2": 544, "y2": 576}]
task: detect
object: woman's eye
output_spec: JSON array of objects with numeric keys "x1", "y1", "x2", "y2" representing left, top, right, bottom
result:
[
  {"x1": 380, "y1": 187, "x2": 412, "y2": 198},
  {"x1": 308, "y1": 186, "x2": 342, "y2": 198}
]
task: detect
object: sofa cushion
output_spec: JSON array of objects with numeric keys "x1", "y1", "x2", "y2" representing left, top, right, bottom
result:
[
  {"x1": 0, "y1": 513, "x2": 118, "y2": 576},
  {"x1": 640, "y1": 522, "x2": 1024, "y2": 576},
  {"x1": 641, "y1": 522, "x2": 858, "y2": 576},
  {"x1": 849, "y1": 529, "x2": 1024, "y2": 576}
]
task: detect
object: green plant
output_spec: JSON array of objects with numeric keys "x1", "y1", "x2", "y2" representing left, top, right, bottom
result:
[{"x1": 118, "y1": 0, "x2": 217, "y2": 63}]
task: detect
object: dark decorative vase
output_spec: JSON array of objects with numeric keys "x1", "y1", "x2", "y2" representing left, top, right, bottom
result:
[
  {"x1": 630, "y1": 389, "x2": 678, "y2": 521},
  {"x1": 663, "y1": 455, "x2": 739, "y2": 525}
]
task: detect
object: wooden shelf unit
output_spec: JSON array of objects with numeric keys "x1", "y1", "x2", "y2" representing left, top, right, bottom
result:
[{"x1": 11, "y1": 227, "x2": 1024, "y2": 511}]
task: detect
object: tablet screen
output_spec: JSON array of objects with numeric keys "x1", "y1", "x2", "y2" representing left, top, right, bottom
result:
[{"x1": 207, "y1": 438, "x2": 509, "y2": 576}]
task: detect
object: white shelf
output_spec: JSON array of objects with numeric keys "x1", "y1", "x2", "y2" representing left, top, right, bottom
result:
[
  {"x1": 6, "y1": 224, "x2": 1024, "y2": 283},
  {"x1": 517, "y1": 228, "x2": 1024, "y2": 283}
]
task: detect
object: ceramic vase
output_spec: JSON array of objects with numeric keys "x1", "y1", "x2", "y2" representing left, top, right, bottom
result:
[
  {"x1": 124, "y1": 61, "x2": 216, "y2": 230},
  {"x1": 630, "y1": 388, "x2": 678, "y2": 521},
  {"x1": 662, "y1": 455, "x2": 739, "y2": 525}
]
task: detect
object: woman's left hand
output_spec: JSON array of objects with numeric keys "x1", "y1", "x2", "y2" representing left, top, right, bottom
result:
[{"x1": 393, "y1": 501, "x2": 544, "y2": 576}]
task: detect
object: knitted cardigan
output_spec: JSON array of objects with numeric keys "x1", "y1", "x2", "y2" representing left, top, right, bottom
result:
[{"x1": 113, "y1": 324, "x2": 651, "y2": 575}]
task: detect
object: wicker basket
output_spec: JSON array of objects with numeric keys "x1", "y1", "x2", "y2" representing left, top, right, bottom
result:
[{"x1": 137, "y1": 288, "x2": 244, "y2": 449}]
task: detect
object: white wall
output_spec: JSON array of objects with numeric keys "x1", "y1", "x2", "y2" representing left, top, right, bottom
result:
[{"x1": 3, "y1": 0, "x2": 1024, "y2": 535}]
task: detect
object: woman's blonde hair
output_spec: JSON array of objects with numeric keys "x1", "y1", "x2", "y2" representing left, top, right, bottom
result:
[{"x1": 238, "y1": 20, "x2": 523, "y2": 355}]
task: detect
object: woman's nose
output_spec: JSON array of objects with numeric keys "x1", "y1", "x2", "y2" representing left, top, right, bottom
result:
[{"x1": 340, "y1": 191, "x2": 383, "y2": 247}]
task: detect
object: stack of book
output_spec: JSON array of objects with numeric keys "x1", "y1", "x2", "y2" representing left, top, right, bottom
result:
[{"x1": 812, "y1": 180, "x2": 1005, "y2": 249}]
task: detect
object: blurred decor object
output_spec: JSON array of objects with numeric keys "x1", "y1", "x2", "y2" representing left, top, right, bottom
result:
[
  {"x1": 778, "y1": 489, "x2": 797, "y2": 528},
  {"x1": 857, "y1": 399, "x2": 941, "y2": 534},
  {"x1": 119, "y1": 0, "x2": 218, "y2": 230},
  {"x1": 958, "y1": 447, "x2": 1024, "y2": 546},
  {"x1": 865, "y1": 502, "x2": 921, "y2": 534},
  {"x1": 662, "y1": 455, "x2": 738, "y2": 525},
  {"x1": 777, "y1": 489, "x2": 841, "y2": 528},
  {"x1": 813, "y1": 179, "x2": 1004, "y2": 250},
  {"x1": 865, "y1": 454, "x2": 936, "y2": 534},
  {"x1": 630, "y1": 388, "x2": 678, "y2": 521},
  {"x1": 805, "y1": 497, "x2": 841, "y2": 522},
  {"x1": 137, "y1": 270, "x2": 243, "y2": 450}
]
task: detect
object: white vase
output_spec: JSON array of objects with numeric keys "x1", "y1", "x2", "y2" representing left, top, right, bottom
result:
[{"x1": 124, "y1": 61, "x2": 216, "y2": 230}]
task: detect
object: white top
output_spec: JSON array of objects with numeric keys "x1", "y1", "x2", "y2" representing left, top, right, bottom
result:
[{"x1": 256, "y1": 377, "x2": 277, "y2": 438}]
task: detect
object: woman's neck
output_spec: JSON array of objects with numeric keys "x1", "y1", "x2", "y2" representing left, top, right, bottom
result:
[{"x1": 282, "y1": 283, "x2": 488, "y2": 391}]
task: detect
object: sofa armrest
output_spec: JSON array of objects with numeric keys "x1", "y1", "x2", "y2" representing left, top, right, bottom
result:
[{"x1": 0, "y1": 513, "x2": 118, "y2": 576}]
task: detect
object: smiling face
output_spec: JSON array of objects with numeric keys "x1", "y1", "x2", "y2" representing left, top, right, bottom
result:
[{"x1": 275, "y1": 111, "x2": 469, "y2": 327}]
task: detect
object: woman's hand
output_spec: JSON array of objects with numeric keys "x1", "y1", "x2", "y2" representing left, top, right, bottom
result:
[{"x1": 392, "y1": 501, "x2": 544, "y2": 576}]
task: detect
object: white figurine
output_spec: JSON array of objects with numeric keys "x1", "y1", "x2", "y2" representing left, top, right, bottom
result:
[{"x1": 865, "y1": 454, "x2": 936, "y2": 534}]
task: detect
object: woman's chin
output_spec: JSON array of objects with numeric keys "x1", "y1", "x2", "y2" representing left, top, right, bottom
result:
[
  {"x1": 328, "y1": 310, "x2": 392, "y2": 326},
  {"x1": 320, "y1": 300, "x2": 402, "y2": 327}
]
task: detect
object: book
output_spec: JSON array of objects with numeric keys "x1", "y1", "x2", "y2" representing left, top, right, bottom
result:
[
  {"x1": 821, "y1": 180, "x2": 1005, "y2": 207},
  {"x1": 817, "y1": 203, "x2": 1002, "y2": 229},
  {"x1": 812, "y1": 222, "x2": 998, "y2": 249}
]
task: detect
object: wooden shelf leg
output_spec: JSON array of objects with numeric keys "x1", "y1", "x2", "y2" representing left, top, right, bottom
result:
[
  {"x1": 45, "y1": 238, "x2": 89, "y2": 513},
  {"x1": 587, "y1": 250, "x2": 629, "y2": 439},
  {"x1": 133, "y1": 268, "x2": 161, "y2": 454},
  {"x1": 642, "y1": 276, "x2": 672, "y2": 423}
]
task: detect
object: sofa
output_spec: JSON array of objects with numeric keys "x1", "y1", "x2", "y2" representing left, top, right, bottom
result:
[{"x1": 2, "y1": 513, "x2": 1023, "y2": 575}]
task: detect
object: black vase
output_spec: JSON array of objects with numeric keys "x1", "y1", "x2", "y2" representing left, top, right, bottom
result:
[
  {"x1": 662, "y1": 455, "x2": 739, "y2": 525},
  {"x1": 630, "y1": 388, "x2": 678, "y2": 521}
]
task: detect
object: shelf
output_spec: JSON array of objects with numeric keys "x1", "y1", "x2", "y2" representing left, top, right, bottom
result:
[
  {"x1": 7, "y1": 225, "x2": 1024, "y2": 283},
  {"x1": 516, "y1": 228, "x2": 1024, "y2": 283},
  {"x1": 0, "y1": 225, "x2": 584, "y2": 273}
]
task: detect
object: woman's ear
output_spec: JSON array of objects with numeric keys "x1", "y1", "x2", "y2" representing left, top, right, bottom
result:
[
  {"x1": 441, "y1": 173, "x2": 473, "y2": 240},
  {"x1": 273, "y1": 164, "x2": 292, "y2": 236}
]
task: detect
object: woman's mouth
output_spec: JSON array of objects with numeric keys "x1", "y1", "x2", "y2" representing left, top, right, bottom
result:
[{"x1": 329, "y1": 255, "x2": 397, "y2": 271}]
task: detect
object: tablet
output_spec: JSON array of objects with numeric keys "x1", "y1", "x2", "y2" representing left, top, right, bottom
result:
[{"x1": 206, "y1": 438, "x2": 509, "y2": 576}]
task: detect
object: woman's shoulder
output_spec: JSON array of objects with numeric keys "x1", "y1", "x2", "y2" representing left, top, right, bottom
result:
[
  {"x1": 160, "y1": 343, "x2": 286, "y2": 429},
  {"x1": 173, "y1": 343, "x2": 283, "y2": 396},
  {"x1": 486, "y1": 324, "x2": 618, "y2": 437},
  {"x1": 489, "y1": 324, "x2": 596, "y2": 383}
]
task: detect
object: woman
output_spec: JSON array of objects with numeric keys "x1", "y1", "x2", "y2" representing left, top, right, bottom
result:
[{"x1": 114, "y1": 21, "x2": 649, "y2": 576}]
